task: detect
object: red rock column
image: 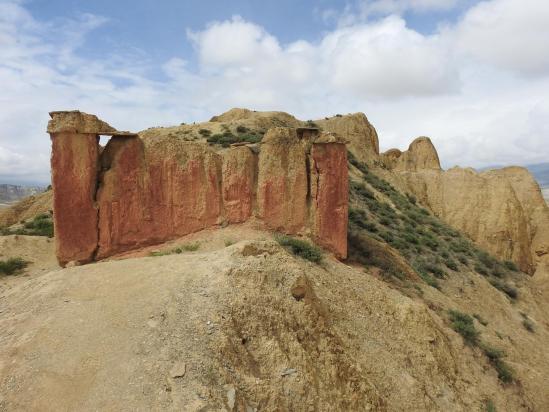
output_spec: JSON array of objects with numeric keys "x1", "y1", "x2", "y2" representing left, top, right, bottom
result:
[
  {"x1": 310, "y1": 142, "x2": 348, "y2": 259},
  {"x1": 222, "y1": 146, "x2": 256, "y2": 223},
  {"x1": 50, "y1": 132, "x2": 99, "y2": 266}
]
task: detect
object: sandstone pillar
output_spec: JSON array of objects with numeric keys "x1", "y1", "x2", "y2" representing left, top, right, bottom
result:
[
  {"x1": 222, "y1": 146, "x2": 256, "y2": 223},
  {"x1": 49, "y1": 131, "x2": 99, "y2": 265},
  {"x1": 311, "y1": 142, "x2": 348, "y2": 259},
  {"x1": 47, "y1": 111, "x2": 136, "y2": 266},
  {"x1": 257, "y1": 128, "x2": 308, "y2": 233}
]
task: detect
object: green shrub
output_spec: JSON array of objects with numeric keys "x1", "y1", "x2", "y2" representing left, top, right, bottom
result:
[
  {"x1": 182, "y1": 242, "x2": 200, "y2": 251},
  {"x1": 520, "y1": 313, "x2": 535, "y2": 333},
  {"x1": 491, "y1": 265, "x2": 504, "y2": 278},
  {"x1": 379, "y1": 217, "x2": 392, "y2": 226},
  {"x1": 0, "y1": 257, "x2": 29, "y2": 276},
  {"x1": 236, "y1": 125, "x2": 248, "y2": 133},
  {"x1": 379, "y1": 231, "x2": 394, "y2": 243},
  {"x1": 444, "y1": 258, "x2": 458, "y2": 271},
  {"x1": 477, "y1": 250, "x2": 497, "y2": 269},
  {"x1": 349, "y1": 208, "x2": 368, "y2": 227},
  {"x1": 448, "y1": 310, "x2": 480, "y2": 345},
  {"x1": 402, "y1": 232, "x2": 419, "y2": 245},
  {"x1": 481, "y1": 343, "x2": 515, "y2": 384},
  {"x1": 276, "y1": 235, "x2": 323, "y2": 263},
  {"x1": 522, "y1": 318, "x2": 535, "y2": 333},
  {"x1": 418, "y1": 271, "x2": 440, "y2": 289},
  {"x1": 351, "y1": 181, "x2": 375, "y2": 200},
  {"x1": 422, "y1": 236, "x2": 439, "y2": 251},
  {"x1": 490, "y1": 279, "x2": 518, "y2": 299},
  {"x1": 4, "y1": 213, "x2": 55, "y2": 238},
  {"x1": 406, "y1": 193, "x2": 417, "y2": 204},
  {"x1": 150, "y1": 241, "x2": 200, "y2": 256},
  {"x1": 423, "y1": 262, "x2": 446, "y2": 278},
  {"x1": 458, "y1": 255, "x2": 468, "y2": 265},
  {"x1": 475, "y1": 263, "x2": 489, "y2": 276},
  {"x1": 503, "y1": 260, "x2": 518, "y2": 272},
  {"x1": 485, "y1": 399, "x2": 496, "y2": 412},
  {"x1": 364, "y1": 222, "x2": 378, "y2": 233},
  {"x1": 473, "y1": 313, "x2": 488, "y2": 326},
  {"x1": 198, "y1": 128, "x2": 211, "y2": 137},
  {"x1": 240, "y1": 134, "x2": 262, "y2": 143}
]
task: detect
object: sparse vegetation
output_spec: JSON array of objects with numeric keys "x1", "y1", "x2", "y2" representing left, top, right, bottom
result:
[
  {"x1": 1, "y1": 213, "x2": 54, "y2": 237},
  {"x1": 150, "y1": 242, "x2": 200, "y2": 256},
  {"x1": 346, "y1": 152, "x2": 523, "y2": 296},
  {"x1": 347, "y1": 232, "x2": 406, "y2": 281},
  {"x1": 0, "y1": 257, "x2": 30, "y2": 276},
  {"x1": 480, "y1": 343, "x2": 515, "y2": 384},
  {"x1": 520, "y1": 313, "x2": 535, "y2": 333},
  {"x1": 489, "y1": 278, "x2": 518, "y2": 299},
  {"x1": 473, "y1": 313, "x2": 488, "y2": 326},
  {"x1": 276, "y1": 235, "x2": 323, "y2": 263},
  {"x1": 448, "y1": 310, "x2": 515, "y2": 384},
  {"x1": 448, "y1": 310, "x2": 480, "y2": 345},
  {"x1": 484, "y1": 398, "x2": 496, "y2": 412},
  {"x1": 224, "y1": 239, "x2": 235, "y2": 247},
  {"x1": 207, "y1": 129, "x2": 262, "y2": 147}
]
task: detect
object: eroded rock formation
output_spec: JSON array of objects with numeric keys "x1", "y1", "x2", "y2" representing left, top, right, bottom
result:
[
  {"x1": 48, "y1": 111, "x2": 348, "y2": 265},
  {"x1": 316, "y1": 113, "x2": 379, "y2": 164},
  {"x1": 379, "y1": 139, "x2": 549, "y2": 274}
]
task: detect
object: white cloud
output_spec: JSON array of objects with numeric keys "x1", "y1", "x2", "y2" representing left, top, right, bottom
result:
[
  {"x1": 0, "y1": 0, "x2": 549, "y2": 183},
  {"x1": 321, "y1": 16, "x2": 459, "y2": 97},
  {"x1": 455, "y1": 0, "x2": 549, "y2": 76},
  {"x1": 188, "y1": 16, "x2": 281, "y2": 69}
]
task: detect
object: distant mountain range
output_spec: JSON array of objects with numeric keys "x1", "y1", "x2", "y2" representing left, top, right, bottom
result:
[
  {"x1": 525, "y1": 163, "x2": 549, "y2": 188},
  {"x1": 0, "y1": 184, "x2": 45, "y2": 205}
]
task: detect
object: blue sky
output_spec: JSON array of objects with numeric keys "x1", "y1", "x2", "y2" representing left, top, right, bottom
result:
[{"x1": 1, "y1": 0, "x2": 549, "y2": 184}]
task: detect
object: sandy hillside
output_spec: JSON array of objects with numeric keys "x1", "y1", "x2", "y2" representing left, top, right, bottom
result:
[{"x1": 1, "y1": 228, "x2": 549, "y2": 411}]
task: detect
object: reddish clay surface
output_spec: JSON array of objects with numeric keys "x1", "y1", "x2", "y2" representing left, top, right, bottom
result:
[
  {"x1": 49, "y1": 113, "x2": 348, "y2": 265},
  {"x1": 96, "y1": 139, "x2": 223, "y2": 258},
  {"x1": 50, "y1": 132, "x2": 99, "y2": 265},
  {"x1": 311, "y1": 143, "x2": 349, "y2": 259},
  {"x1": 222, "y1": 147, "x2": 255, "y2": 223}
]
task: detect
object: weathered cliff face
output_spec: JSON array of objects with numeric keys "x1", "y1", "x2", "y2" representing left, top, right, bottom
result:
[
  {"x1": 310, "y1": 140, "x2": 349, "y2": 258},
  {"x1": 379, "y1": 139, "x2": 549, "y2": 274},
  {"x1": 381, "y1": 137, "x2": 441, "y2": 172},
  {"x1": 316, "y1": 113, "x2": 379, "y2": 164},
  {"x1": 50, "y1": 131, "x2": 100, "y2": 265},
  {"x1": 257, "y1": 128, "x2": 309, "y2": 233},
  {"x1": 48, "y1": 112, "x2": 348, "y2": 265}
]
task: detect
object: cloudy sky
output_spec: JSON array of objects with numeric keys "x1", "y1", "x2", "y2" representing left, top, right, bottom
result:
[{"x1": 1, "y1": 0, "x2": 548, "y2": 184}]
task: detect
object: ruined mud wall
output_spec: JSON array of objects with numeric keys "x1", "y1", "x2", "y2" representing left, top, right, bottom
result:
[{"x1": 48, "y1": 112, "x2": 348, "y2": 266}]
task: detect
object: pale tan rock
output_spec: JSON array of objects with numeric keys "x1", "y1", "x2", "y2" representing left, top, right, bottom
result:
[
  {"x1": 47, "y1": 110, "x2": 135, "y2": 135},
  {"x1": 383, "y1": 137, "x2": 441, "y2": 172},
  {"x1": 256, "y1": 128, "x2": 308, "y2": 233},
  {"x1": 381, "y1": 147, "x2": 549, "y2": 274},
  {"x1": 316, "y1": 113, "x2": 379, "y2": 163},
  {"x1": 0, "y1": 190, "x2": 53, "y2": 228}
]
